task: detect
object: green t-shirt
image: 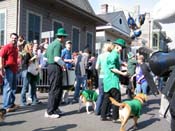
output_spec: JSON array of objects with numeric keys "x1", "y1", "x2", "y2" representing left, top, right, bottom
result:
[
  {"x1": 103, "y1": 50, "x2": 120, "y2": 92},
  {"x1": 44, "y1": 39, "x2": 62, "y2": 64},
  {"x1": 127, "y1": 58, "x2": 137, "y2": 77},
  {"x1": 124, "y1": 99, "x2": 142, "y2": 117},
  {"x1": 96, "y1": 52, "x2": 110, "y2": 78}
]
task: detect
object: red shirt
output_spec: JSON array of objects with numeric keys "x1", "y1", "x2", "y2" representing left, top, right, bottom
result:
[{"x1": 0, "y1": 43, "x2": 18, "y2": 73}]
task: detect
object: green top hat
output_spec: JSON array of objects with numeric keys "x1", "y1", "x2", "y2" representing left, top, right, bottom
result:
[
  {"x1": 55, "y1": 28, "x2": 68, "y2": 37},
  {"x1": 113, "y1": 38, "x2": 126, "y2": 48},
  {"x1": 127, "y1": 52, "x2": 135, "y2": 59}
]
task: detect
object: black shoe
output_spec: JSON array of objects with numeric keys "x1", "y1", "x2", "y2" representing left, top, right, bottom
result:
[
  {"x1": 95, "y1": 112, "x2": 100, "y2": 116},
  {"x1": 61, "y1": 101, "x2": 66, "y2": 105},
  {"x1": 112, "y1": 119, "x2": 121, "y2": 123},
  {"x1": 101, "y1": 117, "x2": 107, "y2": 121},
  {"x1": 55, "y1": 108, "x2": 65, "y2": 116},
  {"x1": 71, "y1": 99, "x2": 78, "y2": 104}
]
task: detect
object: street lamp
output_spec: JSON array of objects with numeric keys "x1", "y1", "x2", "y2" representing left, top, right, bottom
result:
[{"x1": 148, "y1": 19, "x2": 151, "y2": 48}]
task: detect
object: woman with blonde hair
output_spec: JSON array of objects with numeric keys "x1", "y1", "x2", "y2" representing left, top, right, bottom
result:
[
  {"x1": 101, "y1": 39, "x2": 127, "y2": 122},
  {"x1": 20, "y1": 43, "x2": 39, "y2": 106}
]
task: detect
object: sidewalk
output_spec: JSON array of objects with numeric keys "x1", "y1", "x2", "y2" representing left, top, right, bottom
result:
[{"x1": 0, "y1": 89, "x2": 171, "y2": 131}]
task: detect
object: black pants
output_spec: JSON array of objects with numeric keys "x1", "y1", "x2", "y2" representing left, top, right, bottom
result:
[
  {"x1": 47, "y1": 64, "x2": 63, "y2": 115},
  {"x1": 101, "y1": 88, "x2": 121, "y2": 120},
  {"x1": 127, "y1": 76, "x2": 136, "y2": 99}
]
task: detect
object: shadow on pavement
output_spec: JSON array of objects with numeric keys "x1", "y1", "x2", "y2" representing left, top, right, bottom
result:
[
  {"x1": 33, "y1": 124, "x2": 77, "y2": 131},
  {"x1": 127, "y1": 118, "x2": 160, "y2": 131},
  {"x1": 147, "y1": 98, "x2": 160, "y2": 105},
  {"x1": 142, "y1": 98, "x2": 160, "y2": 114},
  {"x1": 6, "y1": 102, "x2": 47, "y2": 117},
  {"x1": 142, "y1": 106, "x2": 160, "y2": 114},
  {"x1": 0, "y1": 120, "x2": 26, "y2": 126},
  {"x1": 137, "y1": 118, "x2": 160, "y2": 130},
  {"x1": 64, "y1": 110, "x2": 79, "y2": 116}
]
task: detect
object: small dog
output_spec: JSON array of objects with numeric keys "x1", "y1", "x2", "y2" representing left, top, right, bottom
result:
[
  {"x1": 78, "y1": 89, "x2": 98, "y2": 114},
  {"x1": 109, "y1": 93, "x2": 147, "y2": 131},
  {"x1": 0, "y1": 108, "x2": 6, "y2": 122}
]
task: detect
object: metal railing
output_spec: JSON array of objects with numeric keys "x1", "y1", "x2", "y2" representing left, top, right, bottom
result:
[
  {"x1": 17, "y1": 68, "x2": 76, "y2": 88},
  {"x1": 17, "y1": 68, "x2": 50, "y2": 88}
]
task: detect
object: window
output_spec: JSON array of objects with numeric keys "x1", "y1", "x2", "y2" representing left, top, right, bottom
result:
[
  {"x1": 27, "y1": 11, "x2": 42, "y2": 42},
  {"x1": 119, "y1": 18, "x2": 122, "y2": 24},
  {"x1": 0, "y1": 9, "x2": 6, "y2": 45},
  {"x1": 52, "y1": 20, "x2": 63, "y2": 38},
  {"x1": 72, "y1": 27, "x2": 80, "y2": 52},
  {"x1": 153, "y1": 34, "x2": 158, "y2": 47},
  {"x1": 86, "y1": 32, "x2": 93, "y2": 50}
]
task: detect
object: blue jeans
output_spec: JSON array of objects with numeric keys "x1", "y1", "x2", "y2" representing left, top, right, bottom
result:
[
  {"x1": 136, "y1": 81, "x2": 148, "y2": 94},
  {"x1": 74, "y1": 75, "x2": 87, "y2": 100},
  {"x1": 21, "y1": 70, "x2": 38, "y2": 105},
  {"x1": 20, "y1": 70, "x2": 29, "y2": 106},
  {"x1": 95, "y1": 78, "x2": 104, "y2": 115},
  {"x1": 3, "y1": 68, "x2": 17, "y2": 109}
]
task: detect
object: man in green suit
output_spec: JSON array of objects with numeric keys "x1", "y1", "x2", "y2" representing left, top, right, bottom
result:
[{"x1": 44, "y1": 28, "x2": 67, "y2": 118}]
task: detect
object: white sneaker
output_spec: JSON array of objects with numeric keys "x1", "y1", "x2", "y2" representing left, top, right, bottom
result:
[
  {"x1": 27, "y1": 97, "x2": 32, "y2": 101},
  {"x1": 44, "y1": 112, "x2": 60, "y2": 118}
]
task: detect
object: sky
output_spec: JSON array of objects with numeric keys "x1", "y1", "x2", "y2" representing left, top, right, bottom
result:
[
  {"x1": 89, "y1": 0, "x2": 175, "y2": 48},
  {"x1": 89, "y1": 0, "x2": 159, "y2": 14}
]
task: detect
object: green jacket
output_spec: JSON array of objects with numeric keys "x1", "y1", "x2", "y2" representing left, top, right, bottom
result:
[{"x1": 44, "y1": 39, "x2": 62, "y2": 64}]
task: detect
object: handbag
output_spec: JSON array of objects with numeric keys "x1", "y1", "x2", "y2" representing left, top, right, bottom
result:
[{"x1": 28, "y1": 61, "x2": 39, "y2": 76}]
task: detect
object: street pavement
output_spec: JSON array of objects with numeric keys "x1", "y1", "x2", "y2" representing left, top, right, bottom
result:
[{"x1": 0, "y1": 88, "x2": 171, "y2": 131}]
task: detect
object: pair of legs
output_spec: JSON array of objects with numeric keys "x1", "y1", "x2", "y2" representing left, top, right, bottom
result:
[
  {"x1": 73, "y1": 75, "x2": 87, "y2": 101},
  {"x1": 126, "y1": 76, "x2": 136, "y2": 99},
  {"x1": 136, "y1": 81, "x2": 148, "y2": 94},
  {"x1": 95, "y1": 78, "x2": 104, "y2": 115},
  {"x1": 3, "y1": 68, "x2": 17, "y2": 109},
  {"x1": 47, "y1": 64, "x2": 63, "y2": 115},
  {"x1": 101, "y1": 88, "x2": 121, "y2": 120},
  {"x1": 21, "y1": 70, "x2": 38, "y2": 106}
]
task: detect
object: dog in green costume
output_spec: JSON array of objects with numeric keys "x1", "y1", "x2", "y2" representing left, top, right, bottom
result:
[
  {"x1": 109, "y1": 93, "x2": 147, "y2": 131},
  {"x1": 78, "y1": 89, "x2": 98, "y2": 114}
]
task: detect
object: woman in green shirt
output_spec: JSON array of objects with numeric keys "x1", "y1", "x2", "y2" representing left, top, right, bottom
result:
[
  {"x1": 101, "y1": 38, "x2": 127, "y2": 122},
  {"x1": 95, "y1": 42, "x2": 113, "y2": 115}
]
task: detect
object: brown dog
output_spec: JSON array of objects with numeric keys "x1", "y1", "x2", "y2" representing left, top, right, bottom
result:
[
  {"x1": 0, "y1": 108, "x2": 6, "y2": 122},
  {"x1": 109, "y1": 93, "x2": 147, "y2": 131}
]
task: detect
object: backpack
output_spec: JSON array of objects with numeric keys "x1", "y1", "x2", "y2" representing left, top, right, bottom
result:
[{"x1": 75, "y1": 54, "x2": 83, "y2": 76}]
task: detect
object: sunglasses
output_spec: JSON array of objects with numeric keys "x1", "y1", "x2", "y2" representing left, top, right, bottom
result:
[{"x1": 58, "y1": 36, "x2": 66, "y2": 38}]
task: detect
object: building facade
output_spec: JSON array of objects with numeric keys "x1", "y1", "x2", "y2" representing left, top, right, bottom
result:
[
  {"x1": 131, "y1": 13, "x2": 170, "y2": 55},
  {"x1": 0, "y1": 0, "x2": 106, "y2": 52},
  {"x1": 96, "y1": 5, "x2": 132, "y2": 60}
]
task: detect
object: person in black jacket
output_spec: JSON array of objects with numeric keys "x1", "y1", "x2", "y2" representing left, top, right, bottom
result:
[{"x1": 20, "y1": 43, "x2": 39, "y2": 106}]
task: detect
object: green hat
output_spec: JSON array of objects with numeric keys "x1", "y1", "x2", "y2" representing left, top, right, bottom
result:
[
  {"x1": 55, "y1": 28, "x2": 68, "y2": 37},
  {"x1": 113, "y1": 38, "x2": 126, "y2": 48},
  {"x1": 127, "y1": 52, "x2": 135, "y2": 59}
]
